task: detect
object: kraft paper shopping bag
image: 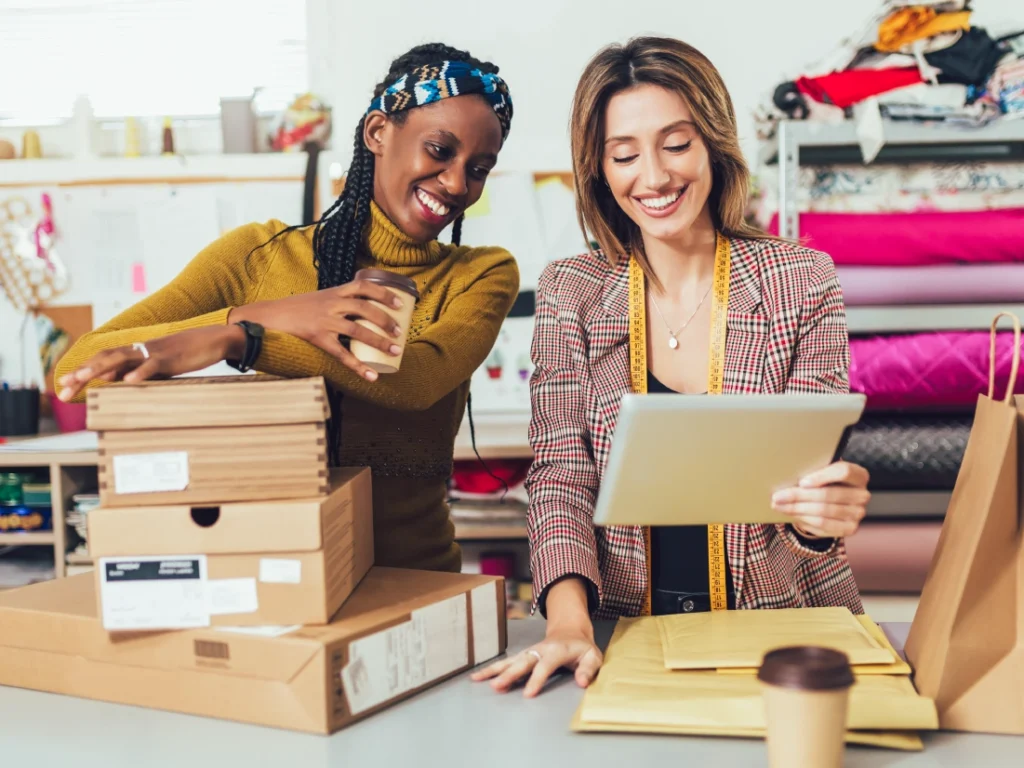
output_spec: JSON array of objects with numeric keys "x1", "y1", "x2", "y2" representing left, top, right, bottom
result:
[{"x1": 904, "y1": 312, "x2": 1024, "y2": 735}]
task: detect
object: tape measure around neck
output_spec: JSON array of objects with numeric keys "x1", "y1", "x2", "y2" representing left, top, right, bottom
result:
[{"x1": 628, "y1": 232, "x2": 731, "y2": 616}]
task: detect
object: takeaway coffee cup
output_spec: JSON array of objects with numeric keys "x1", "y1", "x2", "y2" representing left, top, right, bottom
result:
[
  {"x1": 349, "y1": 268, "x2": 419, "y2": 374},
  {"x1": 757, "y1": 646, "x2": 855, "y2": 768}
]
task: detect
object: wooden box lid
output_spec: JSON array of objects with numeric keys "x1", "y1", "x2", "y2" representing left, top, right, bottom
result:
[{"x1": 87, "y1": 375, "x2": 330, "y2": 431}]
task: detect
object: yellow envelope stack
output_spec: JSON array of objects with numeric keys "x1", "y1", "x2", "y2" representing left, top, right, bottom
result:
[{"x1": 573, "y1": 608, "x2": 938, "y2": 752}]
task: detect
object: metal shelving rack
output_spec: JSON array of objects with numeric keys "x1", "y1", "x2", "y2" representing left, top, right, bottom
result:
[{"x1": 775, "y1": 119, "x2": 1024, "y2": 335}]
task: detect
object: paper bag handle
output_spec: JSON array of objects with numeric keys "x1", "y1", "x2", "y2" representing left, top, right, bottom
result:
[{"x1": 988, "y1": 312, "x2": 1022, "y2": 403}]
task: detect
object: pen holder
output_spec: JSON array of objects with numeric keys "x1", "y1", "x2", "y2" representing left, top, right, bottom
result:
[{"x1": 0, "y1": 387, "x2": 41, "y2": 437}]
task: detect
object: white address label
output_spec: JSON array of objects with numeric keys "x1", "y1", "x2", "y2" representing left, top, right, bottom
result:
[
  {"x1": 100, "y1": 555, "x2": 209, "y2": 631},
  {"x1": 113, "y1": 451, "x2": 190, "y2": 495}
]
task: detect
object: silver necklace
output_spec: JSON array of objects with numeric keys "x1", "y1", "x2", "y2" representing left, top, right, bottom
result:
[{"x1": 649, "y1": 284, "x2": 713, "y2": 349}]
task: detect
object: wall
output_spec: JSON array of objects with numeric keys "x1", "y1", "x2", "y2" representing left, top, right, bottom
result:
[{"x1": 308, "y1": 0, "x2": 1022, "y2": 170}]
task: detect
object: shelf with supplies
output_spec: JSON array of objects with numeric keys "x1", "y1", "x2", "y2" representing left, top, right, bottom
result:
[{"x1": 845, "y1": 303, "x2": 1024, "y2": 334}]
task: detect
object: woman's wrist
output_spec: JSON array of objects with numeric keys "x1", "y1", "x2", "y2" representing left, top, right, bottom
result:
[
  {"x1": 221, "y1": 324, "x2": 248, "y2": 361},
  {"x1": 545, "y1": 577, "x2": 594, "y2": 638}
]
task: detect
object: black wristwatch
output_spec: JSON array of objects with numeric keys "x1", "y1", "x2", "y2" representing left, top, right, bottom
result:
[{"x1": 227, "y1": 320, "x2": 264, "y2": 373}]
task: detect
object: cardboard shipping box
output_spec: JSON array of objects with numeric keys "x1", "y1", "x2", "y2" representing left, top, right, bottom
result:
[
  {"x1": 0, "y1": 568, "x2": 507, "y2": 734},
  {"x1": 88, "y1": 468, "x2": 373, "y2": 629},
  {"x1": 88, "y1": 376, "x2": 330, "y2": 507}
]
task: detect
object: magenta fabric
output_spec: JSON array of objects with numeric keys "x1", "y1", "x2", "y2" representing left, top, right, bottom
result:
[
  {"x1": 837, "y1": 264, "x2": 1024, "y2": 305},
  {"x1": 849, "y1": 331, "x2": 1024, "y2": 409},
  {"x1": 767, "y1": 208, "x2": 1024, "y2": 266}
]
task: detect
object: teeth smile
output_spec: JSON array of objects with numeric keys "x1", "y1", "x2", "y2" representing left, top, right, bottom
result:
[
  {"x1": 416, "y1": 189, "x2": 450, "y2": 217},
  {"x1": 637, "y1": 188, "x2": 684, "y2": 210}
]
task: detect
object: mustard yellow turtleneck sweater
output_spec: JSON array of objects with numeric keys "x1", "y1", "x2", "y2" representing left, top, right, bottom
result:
[{"x1": 56, "y1": 202, "x2": 520, "y2": 573}]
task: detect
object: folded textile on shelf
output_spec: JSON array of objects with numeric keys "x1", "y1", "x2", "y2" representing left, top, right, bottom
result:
[
  {"x1": 761, "y1": 161, "x2": 1024, "y2": 199},
  {"x1": 841, "y1": 414, "x2": 972, "y2": 490},
  {"x1": 795, "y1": 67, "x2": 924, "y2": 109},
  {"x1": 768, "y1": 208, "x2": 1024, "y2": 266},
  {"x1": 845, "y1": 521, "x2": 944, "y2": 593},
  {"x1": 850, "y1": 331, "x2": 1024, "y2": 410},
  {"x1": 837, "y1": 263, "x2": 1024, "y2": 305}
]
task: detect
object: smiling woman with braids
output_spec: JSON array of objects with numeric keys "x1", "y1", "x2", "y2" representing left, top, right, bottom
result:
[{"x1": 54, "y1": 44, "x2": 519, "y2": 572}]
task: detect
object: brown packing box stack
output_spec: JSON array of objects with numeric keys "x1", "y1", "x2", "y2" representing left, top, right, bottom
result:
[
  {"x1": 87, "y1": 468, "x2": 374, "y2": 628},
  {"x1": 87, "y1": 376, "x2": 330, "y2": 507},
  {"x1": 0, "y1": 568, "x2": 508, "y2": 734}
]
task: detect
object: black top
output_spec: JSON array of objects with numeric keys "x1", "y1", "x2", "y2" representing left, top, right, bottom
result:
[{"x1": 646, "y1": 370, "x2": 736, "y2": 605}]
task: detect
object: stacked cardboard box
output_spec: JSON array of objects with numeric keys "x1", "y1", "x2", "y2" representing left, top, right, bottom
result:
[
  {"x1": 0, "y1": 376, "x2": 507, "y2": 733},
  {"x1": 86, "y1": 375, "x2": 370, "y2": 629}
]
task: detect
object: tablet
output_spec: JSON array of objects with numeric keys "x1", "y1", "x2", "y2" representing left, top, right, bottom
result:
[{"x1": 592, "y1": 393, "x2": 866, "y2": 527}]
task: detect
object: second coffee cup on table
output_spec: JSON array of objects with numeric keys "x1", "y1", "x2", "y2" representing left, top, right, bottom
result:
[
  {"x1": 757, "y1": 646, "x2": 855, "y2": 768},
  {"x1": 349, "y1": 268, "x2": 419, "y2": 374}
]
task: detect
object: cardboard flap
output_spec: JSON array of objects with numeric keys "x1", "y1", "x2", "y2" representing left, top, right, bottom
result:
[
  {"x1": 0, "y1": 575, "x2": 321, "y2": 683},
  {"x1": 89, "y1": 468, "x2": 368, "y2": 557},
  {"x1": 87, "y1": 376, "x2": 330, "y2": 430}
]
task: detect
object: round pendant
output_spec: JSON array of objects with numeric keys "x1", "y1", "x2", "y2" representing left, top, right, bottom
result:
[{"x1": 668, "y1": 336, "x2": 679, "y2": 350}]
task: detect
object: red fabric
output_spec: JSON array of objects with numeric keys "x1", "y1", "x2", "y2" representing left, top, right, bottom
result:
[
  {"x1": 451, "y1": 459, "x2": 530, "y2": 494},
  {"x1": 525, "y1": 239, "x2": 863, "y2": 619},
  {"x1": 795, "y1": 67, "x2": 923, "y2": 108},
  {"x1": 768, "y1": 209, "x2": 1024, "y2": 267}
]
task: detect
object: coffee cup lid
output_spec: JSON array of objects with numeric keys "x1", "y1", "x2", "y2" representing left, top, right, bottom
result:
[
  {"x1": 354, "y1": 268, "x2": 419, "y2": 299},
  {"x1": 757, "y1": 646, "x2": 854, "y2": 691}
]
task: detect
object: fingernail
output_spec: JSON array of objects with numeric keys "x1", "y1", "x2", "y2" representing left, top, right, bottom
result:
[
  {"x1": 58, "y1": 374, "x2": 70, "y2": 386},
  {"x1": 57, "y1": 388, "x2": 71, "y2": 402},
  {"x1": 75, "y1": 369, "x2": 92, "y2": 380},
  {"x1": 364, "y1": 370, "x2": 378, "y2": 382},
  {"x1": 799, "y1": 476, "x2": 814, "y2": 488},
  {"x1": 389, "y1": 344, "x2": 401, "y2": 355},
  {"x1": 392, "y1": 297, "x2": 403, "y2": 309},
  {"x1": 391, "y1": 326, "x2": 402, "y2": 337}
]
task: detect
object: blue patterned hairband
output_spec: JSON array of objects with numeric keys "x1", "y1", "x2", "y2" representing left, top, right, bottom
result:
[{"x1": 367, "y1": 60, "x2": 513, "y2": 141}]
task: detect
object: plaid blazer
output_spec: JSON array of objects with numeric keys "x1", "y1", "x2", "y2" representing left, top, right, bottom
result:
[{"x1": 524, "y1": 236, "x2": 864, "y2": 620}]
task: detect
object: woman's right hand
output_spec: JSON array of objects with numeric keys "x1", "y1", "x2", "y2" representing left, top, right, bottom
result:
[
  {"x1": 471, "y1": 621, "x2": 603, "y2": 698},
  {"x1": 471, "y1": 577, "x2": 602, "y2": 697},
  {"x1": 230, "y1": 279, "x2": 407, "y2": 381}
]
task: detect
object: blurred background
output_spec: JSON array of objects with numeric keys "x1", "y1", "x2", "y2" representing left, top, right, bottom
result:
[{"x1": 1, "y1": 0, "x2": 1023, "y2": 619}]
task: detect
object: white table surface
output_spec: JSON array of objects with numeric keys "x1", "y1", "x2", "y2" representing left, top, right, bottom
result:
[{"x1": 0, "y1": 621, "x2": 1020, "y2": 767}]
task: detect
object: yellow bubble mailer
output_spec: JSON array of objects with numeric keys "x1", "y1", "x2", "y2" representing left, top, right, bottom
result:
[
  {"x1": 656, "y1": 607, "x2": 897, "y2": 669},
  {"x1": 573, "y1": 618, "x2": 937, "y2": 750},
  {"x1": 716, "y1": 615, "x2": 912, "y2": 676}
]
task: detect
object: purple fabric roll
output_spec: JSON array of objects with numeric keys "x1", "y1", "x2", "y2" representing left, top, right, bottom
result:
[{"x1": 838, "y1": 264, "x2": 1024, "y2": 306}]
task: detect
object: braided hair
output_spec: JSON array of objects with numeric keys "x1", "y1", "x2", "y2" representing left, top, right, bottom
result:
[{"x1": 313, "y1": 43, "x2": 502, "y2": 291}]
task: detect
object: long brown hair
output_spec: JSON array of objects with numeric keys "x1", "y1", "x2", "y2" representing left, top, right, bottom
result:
[{"x1": 570, "y1": 36, "x2": 772, "y2": 280}]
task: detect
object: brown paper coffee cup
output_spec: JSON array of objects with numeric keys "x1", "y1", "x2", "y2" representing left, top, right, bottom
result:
[
  {"x1": 758, "y1": 646, "x2": 854, "y2": 768},
  {"x1": 348, "y1": 268, "x2": 419, "y2": 374}
]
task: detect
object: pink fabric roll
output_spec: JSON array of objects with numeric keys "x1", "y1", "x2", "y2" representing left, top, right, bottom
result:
[
  {"x1": 768, "y1": 208, "x2": 1024, "y2": 266},
  {"x1": 845, "y1": 521, "x2": 943, "y2": 593},
  {"x1": 837, "y1": 264, "x2": 1024, "y2": 306},
  {"x1": 850, "y1": 331, "x2": 1024, "y2": 409}
]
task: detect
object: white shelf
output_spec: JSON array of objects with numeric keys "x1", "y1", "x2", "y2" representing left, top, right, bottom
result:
[
  {"x1": 846, "y1": 303, "x2": 1024, "y2": 334},
  {"x1": 865, "y1": 491, "x2": 950, "y2": 519},
  {"x1": 780, "y1": 119, "x2": 1024, "y2": 149},
  {"x1": 0, "y1": 153, "x2": 307, "y2": 186}
]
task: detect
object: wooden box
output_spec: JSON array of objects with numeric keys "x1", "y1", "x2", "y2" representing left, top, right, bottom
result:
[{"x1": 87, "y1": 376, "x2": 329, "y2": 507}]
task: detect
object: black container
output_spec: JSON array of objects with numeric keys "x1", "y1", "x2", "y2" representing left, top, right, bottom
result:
[{"x1": 0, "y1": 387, "x2": 41, "y2": 437}]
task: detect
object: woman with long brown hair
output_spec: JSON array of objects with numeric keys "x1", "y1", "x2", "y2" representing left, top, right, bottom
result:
[{"x1": 473, "y1": 36, "x2": 871, "y2": 696}]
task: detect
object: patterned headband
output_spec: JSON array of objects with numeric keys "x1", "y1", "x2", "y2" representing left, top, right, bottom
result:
[{"x1": 367, "y1": 60, "x2": 513, "y2": 141}]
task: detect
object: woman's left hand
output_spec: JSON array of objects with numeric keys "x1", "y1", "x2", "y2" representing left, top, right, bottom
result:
[
  {"x1": 771, "y1": 461, "x2": 870, "y2": 539},
  {"x1": 57, "y1": 325, "x2": 244, "y2": 402}
]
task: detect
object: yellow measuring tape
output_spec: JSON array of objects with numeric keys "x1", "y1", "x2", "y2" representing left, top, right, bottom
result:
[{"x1": 629, "y1": 232, "x2": 731, "y2": 616}]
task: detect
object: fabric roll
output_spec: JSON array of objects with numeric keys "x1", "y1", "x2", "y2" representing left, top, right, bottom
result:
[
  {"x1": 850, "y1": 331, "x2": 1024, "y2": 410},
  {"x1": 837, "y1": 264, "x2": 1024, "y2": 305},
  {"x1": 841, "y1": 414, "x2": 972, "y2": 490},
  {"x1": 768, "y1": 208, "x2": 1024, "y2": 266},
  {"x1": 845, "y1": 521, "x2": 944, "y2": 593}
]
